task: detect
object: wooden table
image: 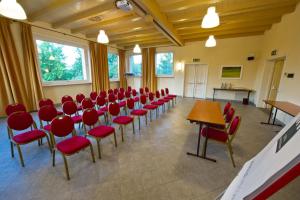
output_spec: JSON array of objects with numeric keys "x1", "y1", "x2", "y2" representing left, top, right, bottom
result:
[
  {"x1": 261, "y1": 100, "x2": 300, "y2": 126},
  {"x1": 187, "y1": 100, "x2": 225, "y2": 162},
  {"x1": 213, "y1": 88, "x2": 253, "y2": 104}
]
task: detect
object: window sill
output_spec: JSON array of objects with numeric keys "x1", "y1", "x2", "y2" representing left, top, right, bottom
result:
[
  {"x1": 156, "y1": 76, "x2": 175, "y2": 78},
  {"x1": 42, "y1": 81, "x2": 92, "y2": 87},
  {"x1": 110, "y1": 79, "x2": 120, "y2": 82}
]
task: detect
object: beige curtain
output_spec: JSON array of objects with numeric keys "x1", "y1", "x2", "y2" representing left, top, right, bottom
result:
[
  {"x1": 21, "y1": 23, "x2": 44, "y2": 111},
  {"x1": 118, "y1": 49, "x2": 126, "y2": 88},
  {"x1": 90, "y1": 42, "x2": 110, "y2": 92},
  {"x1": 0, "y1": 18, "x2": 29, "y2": 116},
  {"x1": 142, "y1": 48, "x2": 148, "y2": 88}
]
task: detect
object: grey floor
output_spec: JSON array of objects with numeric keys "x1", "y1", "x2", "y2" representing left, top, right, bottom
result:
[{"x1": 0, "y1": 98, "x2": 299, "y2": 200}]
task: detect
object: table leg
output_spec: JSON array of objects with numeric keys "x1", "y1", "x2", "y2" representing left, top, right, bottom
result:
[
  {"x1": 187, "y1": 123, "x2": 202, "y2": 157},
  {"x1": 201, "y1": 125, "x2": 216, "y2": 162},
  {"x1": 260, "y1": 106, "x2": 282, "y2": 126},
  {"x1": 213, "y1": 90, "x2": 215, "y2": 101},
  {"x1": 272, "y1": 108, "x2": 278, "y2": 125}
]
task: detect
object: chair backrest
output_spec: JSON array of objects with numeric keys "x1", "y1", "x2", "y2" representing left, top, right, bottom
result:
[
  {"x1": 108, "y1": 102, "x2": 120, "y2": 116},
  {"x1": 38, "y1": 105, "x2": 58, "y2": 122},
  {"x1": 149, "y1": 92, "x2": 155, "y2": 101},
  {"x1": 5, "y1": 103, "x2": 26, "y2": 116},
  {"x1": 39, "y1": 98, "x2": 54, "y2": 108},
  {"x1": 161, "y1": 89, "x2": 166, "y2": 97},
  {"x1": 90, "y1": 91, "x2": 98, "y2": 101},
  {"x1": 155, "y1": 91, "x2": 160, "y2": 99},
  {"x1": 139, "y1": 88, "x2": 144, "y2": 95},
  {"x1": 125, "y1": 91, "x2": 131, "y2": 98},
  {"x1": 76, "y1": 93, "x2": 85, "y2": 104},
  {"x1": 82, "y1": 108, "x2": 98, "y2": 126},
  {"x1": 108, "y1": 93, "x2": 116, "y2": 102},
  {"x1": 81, "y1": 98, "x2": 94, "y2": 110},
  {"x1": 100, "y1": 91, "x2": 107, "y2": 98},
  {"x1": 223, "y1": 102, "x2": 231, "y2": 115},
  {"x1": 127, "y1": 86, "x2": 132, "y2": 92},
  {"x1": 118, "y1": 92, "x2": 125, "y2": 101},
  {"x1": 119, "y1": 88, "x2": 125, "y2": 93},
  {"x1": 145, "y1": 87, "x2": 149, "y2": 93},
  {"x1": 228, "y1": 116, "x2": 241, "y2": 136},
  {"x1": 96, "y1": 95, "x2": 106, "y2": 107},
  {"x1": 62, "y1": 101, "x2": 78, "y2": 115},
  {"x1": 225, "y1": 108, "x2": 235, "y2": 123},
  {"x1": 132, "y1": 89, "x2": 137, "y2": 96},
  {"x1": 7, "y1": 111, "x2": 34, "y2": 131},
  {"x1": 113, "y1": 88, "x2": 119, "y2": 95},
  {"x1": 108, "y1": 89, "x2": 113, "y2": 94},
  {"x1": 61, "y1": 95, "x2": 73, "y2": 104},
  {"x1": 51, "y1": 116, "x2": 74, "y2": 137},
  {"x1": 165, "y1": 88, "x2": 169, "y2": 95},
  {"x1": 126, "y1": 98, "x2": 134, "y2": 109},
  {"x1": 140, "y1": 95, "x2": 147, "y2": 105}
]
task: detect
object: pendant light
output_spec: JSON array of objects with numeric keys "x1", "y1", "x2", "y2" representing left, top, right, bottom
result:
[
  {"x1": 133, "y1": 44, "x2": 141, "y2": 54},
  {"x1": 201, "y1": 6, "x2": 219, "y2": 29},
  {"x1": 205, "y1": 35, "x2": 216, "y2": 47},
  {"x1": 0, "y1": 0, "x2": 27, "y2": 20},
  {"x1": 97, "y1": 30, "x2": 109, "y2": 44}
]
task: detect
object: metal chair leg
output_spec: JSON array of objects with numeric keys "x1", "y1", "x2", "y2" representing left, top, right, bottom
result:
[
  {"x1": 62, "y1": 154, "x2": 70, "y2": 180},
  {"x1": 145, "y1": 114, "x2": 148, "y2": 125},
  {"x1": 90, "y1": 144, "x2": 95, "y2": 162},
  {"x1": 45, "y1": 136, "x2": 52, "y2": 154},
  {"x1": 52, "y1": 149, "x2": 56, "y2": 166},
  {"x1": 16, "y1": 144, "x2": 25, "y2": 167},
  {"x1": 227, "y1": 144, "x2": 236, "y2": 168},
  {"x1": 120, "y1": 125, "x2": 124, "y2": 142},
  {"x1": 150, "y1": 111, "x2": 152, "y2": 122},
  {"x1": 138, "y1": 116, "x2": 141, "y2": 130},
  {"x1": 10, "y1": 142, "x2": 14, "y2": 158},
  {"x1": 96, "y1": 139, "x2": 101, "y2": 159},
  {"x1": 113, "y1": 131, "x2": 117, "y2": 147},
  {"x1": 132, "y1": 121, "x2": 135, "y2": 134}
]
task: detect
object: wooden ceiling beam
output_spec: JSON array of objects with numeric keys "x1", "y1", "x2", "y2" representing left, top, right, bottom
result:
[
  {"x1": 132, "y1": 0, "x2": 183, "y2": 46},
  {"x1": 109, "y1": 31, "x2": 162, "y2": 41},
  {"x1": 117, "y1": 38, "x2": 170, "y2": 47},
  {"x1": 124, "y1": 42, "x2": 174, "y2": 50},
  {"x1": 111, "y1": 35, "x2": 166, "y2": 44},
  {"x1": 28, "y1": 0, "x2": 76, "y2": 21},
  {"x1": 52, "y1": 2, "x2": 115, "y2": 28},
  {"x1": 71, "y1": 14, "x2": 140, "y2": 34}
]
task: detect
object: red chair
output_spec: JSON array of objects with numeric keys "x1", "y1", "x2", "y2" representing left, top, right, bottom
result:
[
  {"x1": 119, "y1": 88, "x2": 125, "y2": 94},
  {"x1": 149, "y1": 92, "x2": 163, "y2": 117},
  {"x1": 201, "y1": 116, "x2": 241, "y2": 167},
  {"x1": 90, "y1": 91, "x2": 98, "y2": 103},
  {"x1": 161, "y1": 89, "x2": 172, "y2": 109},
  {"x1": 140, "y1": 95, "x2": 158, "y2": 121},
  {"x1": 155, "y1": 91, "x2": 167, "y2": 113},
  {"x1": 5, "y1": 103, "x2": 26, "y2": 116},
  {"x1": 108, "y1": 102, "x2": 135, "y2": 142},
  {"x1": 223, "y1": 102, "x2": 231, "y2": 115},
  {"x1": 132, "y1": 89, "x2": 139, "y2": 103},
  {"x1": 127, "y1": 98, "x2": 147, "y2": 130},
  {"x1": 117, "y1": 92, "x2": 126, "y2": 111},
  {"x1": 127, "y1": 86, "x2": 132, "y2": 92},
  {"x1": 145, "y1": 87, "x2": 150, "y2": 94},
  {"x1": 61, "y1": 95, "x2": 73, "y2": 104},
  {"x1": 139, "y1": 88, "x2": 144, "y2": 95},
  {"x1": 82, "y1": 108, "x2": 117, "y2": 159},
  {"x1": 108, "y1": 89, "x2": 113, "y2": 95},
  {"x1": 76, "y1": 93, "x2": 85, "y2": 110},
  {"x1": 165, "y1": 88, "x2": 177, "y2": 104},
  {"x1": 50, "y1": 115, "x2": 95, "y2": 180},
  {"x1": 81, "y1": 98, "x2": 94, "y2": 110},
  {"x1": 225, "y1": 108, "x2": 235, "y2": 126},
  {"x1": 125, "y1": 91, "x2": 131, "y2": 99},
  {"x1": 7, "y1": 111, "x2": 51, "y2": 167},
  {"x1": 39, "y1": 98, "x2": 63, "y2": 115},
  {"x1": 100, "y1": 91, "x2": 107, "y2": 99},
  {"x1": 38, "y1": 105, "x2": 58, "y2": 134},
  {"x1": 113, "y1": 88, "x2": 119, "y2": 95},
  {"x1": 108, "y1": 93, "x2": 116, "y2": 103},
  {"x1": 96, "y1": 96, "x2": 108, "y2": 123},
  {"x1": 62, "y1": 101, "x2": 82, "y2": 127}
]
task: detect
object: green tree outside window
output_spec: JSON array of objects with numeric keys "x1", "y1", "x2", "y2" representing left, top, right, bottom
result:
[
  {"x1": 108, "y1": 53, "x2": 119, "y2": 80},
  {"x1": 156, "y1": 52, "x2": 174, "y2": 76}
]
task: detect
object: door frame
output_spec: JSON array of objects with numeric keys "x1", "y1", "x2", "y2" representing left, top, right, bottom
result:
[{"x1": 183, "y1": 63, "x2": 208, "y2": 99}]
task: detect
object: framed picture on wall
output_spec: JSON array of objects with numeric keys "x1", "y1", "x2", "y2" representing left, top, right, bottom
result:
[{"x1": 221, "y1": 65, "x2": 243, "y2": 79}]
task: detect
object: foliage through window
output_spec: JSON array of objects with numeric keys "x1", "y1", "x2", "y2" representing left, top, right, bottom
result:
[
  {"x1": 156, "y1": 52, "x2": 174, "y2": 76},
  {"x1": 108, "y1": 53, "x2": 119, "y2": 80},
  {"x1": 129, "y1": 54, "x2": 142, "y2": 76},
  {"x1": 35, "y1": 39, "x2": 87, "y2": 84}
]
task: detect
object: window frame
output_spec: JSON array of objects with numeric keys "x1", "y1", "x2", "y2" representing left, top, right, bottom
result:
[
  {"x1": 108, "y1": 52, "x2": 120, "y2": 82},
  {"x1": 33, "y1": 33, "x2": 91, "y2": 87},
  {"x1": 129, "y1": 53, "x2": 142, "y2": 77},
  {"x1": 155, "y1": 51, "x2": 174, "y2": 78}
]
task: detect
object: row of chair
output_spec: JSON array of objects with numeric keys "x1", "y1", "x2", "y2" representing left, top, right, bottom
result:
[{"x1": 5, "y1": 87, "x2": 177, "y2": 180}]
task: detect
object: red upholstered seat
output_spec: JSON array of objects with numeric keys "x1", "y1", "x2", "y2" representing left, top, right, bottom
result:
[
  {"x1": 144, "y1": 104, "x2": 157, "y2": 110},
  {"x1": 119, "y1": 101, "x2": 126, "y2": 107},
  {"x1": 97, "y1": 110, "x2": 105, "y2": 116},
  {"x1": 113, "y1": 116, "x2": 133, "y2": 125},
  {"x1": 77, "y1": 105, "x2": 82, "y2": 110},
  {"x1": 131, "y1": 109, "x2": 147, "y2": 116},
  {"x1": 159, "y1": 99, "x2": 170, "y2": 103},
  {"x1": 56, "y1": 136, "x2": 90, "y2": 155},
  {"x1": 71, "y1": 115, "x2": 82, "y2": 123},
  {"x1": 151, "y1": 101, "x2": 164, "y2": 106},
  {"x1": 44, "y1": 124, "x2": 52, "y2": 132},
  {"x1": 88, "y1": 126, "x2": 115, "y2": 138},
  {"x1": 201, "y1": 127, "x2": 228, "y2": 142},
  {"x1": 13, "y1": 130, "x2": 47, "y2": 144},
  {"x1": 57, "y1": 111, "x2": 64, "y2": 115},
  {"x1": 164, "y1": 96, "x2": 173, "y2": 100},
  {"x1": 168, "y1": 94, "x2": 177, "y2": 98},
  {"x1": 100, "y1": 106, "x2": 108, "y2": 112},
  {"x1": 133, "y1": 97, "x2": 139, "y2": 102}
]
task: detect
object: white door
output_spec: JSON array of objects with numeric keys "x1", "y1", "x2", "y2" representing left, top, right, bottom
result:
[{"x1": 184, "y1": 64, "x2": 208, "y2": 98}]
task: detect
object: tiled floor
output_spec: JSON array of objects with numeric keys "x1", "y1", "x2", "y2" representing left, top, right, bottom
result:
[{"x1": 0, "y1": 98, "x2": 299, "y2": 200}]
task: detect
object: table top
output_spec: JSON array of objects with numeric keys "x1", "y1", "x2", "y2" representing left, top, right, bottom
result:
[
  {"x1": 213, "y1": 87, "x2": 253, "y2": 92},
  {"x1": 187, "y1": 100, "x2": 225, "y2": 126},
  {"x1": 264, "y1": 100, "x2": 300, "y2": 117}
]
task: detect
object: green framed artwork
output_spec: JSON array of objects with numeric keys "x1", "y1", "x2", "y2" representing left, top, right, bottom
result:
[{"x1": 221, "y1": 65, "x2": 243, "y2": 79}]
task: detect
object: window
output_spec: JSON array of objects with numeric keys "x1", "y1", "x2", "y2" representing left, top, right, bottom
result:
[
  {"x1": 129, "y1": 54, "x2": 142, "y2": 76},
  {"x1": 108, "y1": 53, "x2": 119, "y2": 81},
  {"x1": 35, "y1": 39, "x2": 89, "y2": 85},
  {"x1": 155, "y1": 52, "x2": 174, "y2": 77}
]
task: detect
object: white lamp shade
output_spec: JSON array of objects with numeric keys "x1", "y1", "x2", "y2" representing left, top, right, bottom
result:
[
  {"x1": 201, "y1": 6, "x2": 219, "y2": 29},
  {"x1": 0, "y1": 0, "x2": 27, "y2": 20},
  {"x1": 97, "y1": 30, "x2": 109, "y2": 44},
  {"x1": 205, "y1": 35, "x2": 216, "y2": 47},
  {"x1": 133, "y1": 44, "x2": 141, "y2": 54}
]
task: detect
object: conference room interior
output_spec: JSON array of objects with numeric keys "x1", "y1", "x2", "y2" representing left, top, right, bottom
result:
[{"x1": 1, "y1": 0, "x2": 300, "y2": 199}]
